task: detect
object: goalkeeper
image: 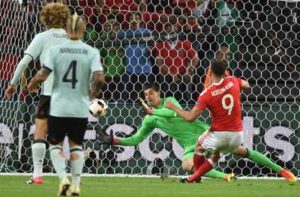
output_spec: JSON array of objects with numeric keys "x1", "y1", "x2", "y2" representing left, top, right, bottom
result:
[{"x1": 99, "y1": 82, "x2": 234, "y2": 181}]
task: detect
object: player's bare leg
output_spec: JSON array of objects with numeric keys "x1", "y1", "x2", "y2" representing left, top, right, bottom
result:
[
  {"x1": 234, "y1": 146, "x2": 296, "y2": 184},
  {"x1": 182, "y1": 158, "x2": 193, "y2": 172},
  {"x1": 26, "y1": 118, "x2": 48, "y2": 185}
]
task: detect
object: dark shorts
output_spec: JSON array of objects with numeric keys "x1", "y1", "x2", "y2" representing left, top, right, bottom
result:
[
  {"x1": 36, "y1": 95, "x2": 50, "y2": 119},
  {"x1": 47, "y1": 116, "x2": 88, "y2": 145}
]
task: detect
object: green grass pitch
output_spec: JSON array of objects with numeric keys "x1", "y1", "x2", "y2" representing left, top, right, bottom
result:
[{"x1": 0, "y1": 176, "x2": 298, "y2": 197}]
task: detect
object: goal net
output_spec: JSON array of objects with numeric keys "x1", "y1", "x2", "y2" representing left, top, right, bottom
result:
[{"x1": 0, "y1": 0, "x2": 299, "y2": 177}]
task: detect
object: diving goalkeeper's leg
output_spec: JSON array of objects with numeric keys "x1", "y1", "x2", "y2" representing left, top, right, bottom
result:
[{"x1": 234, "y1": 146, "x2": 296, "y2": 184}]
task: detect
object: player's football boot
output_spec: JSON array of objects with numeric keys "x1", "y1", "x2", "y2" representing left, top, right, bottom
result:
[
  {"x1": 26, "y1": 177, "x2": 44, "y2": 184},
  {"x1": 224, "y1": 173, "x2": 237, "y2": 182},
  {"x1": 57, "y1": 177, "x2": 70, "y2": 196},
  {"x1": 279, "y1": 169, "x2": 297, "y2": 185},
  {"x1": 67, "y1": 185, "x2": 80, "y2": 196},
  {"x1": 179, "y1": 177, "x2": 201, "y2": 183}
]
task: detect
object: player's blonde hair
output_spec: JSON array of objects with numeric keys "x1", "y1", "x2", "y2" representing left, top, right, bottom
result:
[
  {"x1": 66, "y1": 13, "x2": 85, "y2": 34},
  {"x1": 40, "y1": 3, "x2": 70, "y2": 29}
]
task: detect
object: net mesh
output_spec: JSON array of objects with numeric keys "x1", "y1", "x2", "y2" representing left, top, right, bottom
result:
[{"x1": 0, "y1": 0, "x2": 299, "y2": 177}]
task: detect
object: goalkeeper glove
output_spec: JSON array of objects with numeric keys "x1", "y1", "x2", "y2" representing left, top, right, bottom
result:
[
  {"x1": 98, "y1": 130, "x2": 119, "y2": 145},
  {"x1": 145, "y1": 108, "x2": 153, "y2": 115}
]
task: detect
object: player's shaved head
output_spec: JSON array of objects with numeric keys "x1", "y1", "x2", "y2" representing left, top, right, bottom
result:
[
  {"x1": 40, "y1": 3, "x2": 70, "y2": 29},
  {"x1": 211, "y1": 60, "x2": 227, "y2": 76},
  {"x1": 66, "y1": 13, "x2": 85, "y2": 39}
]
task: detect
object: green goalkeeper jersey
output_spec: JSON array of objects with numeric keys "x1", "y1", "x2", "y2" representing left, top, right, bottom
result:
[{"x1": 119, "y1": 97, "x2": 210, "y2": 155}]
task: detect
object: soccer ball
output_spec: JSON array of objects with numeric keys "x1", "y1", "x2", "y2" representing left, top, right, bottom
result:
[{"x1": 89, "y1": 99, "x2": 108, "y2": 118}]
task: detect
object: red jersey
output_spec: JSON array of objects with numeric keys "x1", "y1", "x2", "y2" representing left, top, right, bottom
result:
[{"x1": 195, "y1": 77, "x2": 243, "y2": 132}]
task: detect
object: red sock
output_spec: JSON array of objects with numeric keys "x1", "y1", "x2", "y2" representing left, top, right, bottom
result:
[
  {"x1": 193, "y1": 154, "x2": 205, "y2": 171},
  {"x1": 188, "y1": 159, "x2": 214, "y2": 182}
]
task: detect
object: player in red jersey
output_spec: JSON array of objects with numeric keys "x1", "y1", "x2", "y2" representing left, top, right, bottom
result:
[{"x1": 166, "y1": 60, "x2": 296, "y2": 184}]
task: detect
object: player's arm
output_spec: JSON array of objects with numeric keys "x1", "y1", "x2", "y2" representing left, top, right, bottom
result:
[
  {"x1": 166, "y1": 101, "x2": 204, "y2": 122},
  {"x1": 99, "y1": 116, "x2": 155, "y2": 146},
  {"x1": 28, "y1": 47, "x2": 53, "y2": 93},
  {"x1": 5, "y1": 35, "x2": 42, "y2": 99},
  {"x1": 240, "y1": 79, "x2": 250, "y2": 90},
  {"x1": 28, "y1": 67, "x2": 51, "y2": 93},
  {"x1": 5, "y1": 55, "x2": 33, "y2": 99},
  {"x1": 151, "y1": 108, "x2": 177, "y2": 118},
  {"x1": 90, "y1": 49, "x2": 105, "y2": 98},
  {"x1": 140, "y1": 97, "x2": 178, "y2": 118},
  {"x1": 117, "y1": 120, "x2": 154, "y2": 146},
  {"x1": 90, "y1": 71, "x2": 105, "y2": 98},
  {"x1": 151, "y1": 97, "x2": 181, "y2": 118}
]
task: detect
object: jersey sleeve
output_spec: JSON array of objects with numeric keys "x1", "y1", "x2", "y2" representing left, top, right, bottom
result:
[
  {"x1": 10, "y1": 54, "x2": 33, "y2": 85},
  {"x1": 24, "y1": 34, "x2": 44, "y2": 60},
  {"x1": 91, "y1": 49, "x2": 103, "y2": 72},
  {"x1": 118, "y1": 115, "x2": 155, "y2": 146},
  {"x1": 151, "y1": 108, "x2": 177, "y2": 118},
  {"x1": 152, "y1": 97, "x2": 181, "y2": 118},
  {"x1": 195, "y1": 90, "x2": 208, "y2": 110}
]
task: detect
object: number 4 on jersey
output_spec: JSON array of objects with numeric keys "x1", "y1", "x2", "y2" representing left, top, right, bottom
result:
[{"x1": 63, "y1": 60, "x2": 78, "y2": 89}]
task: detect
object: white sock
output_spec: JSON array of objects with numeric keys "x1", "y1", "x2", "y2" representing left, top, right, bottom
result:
[
  {"x1": 50, "y1": 145, "x2": 67, "y2": 181},
  {"x1": 32, "y1": 141, "x2": 46, "y2": 178},
  {"x1": 70, "y1": 146, "x2": 84, "y2": 186}
]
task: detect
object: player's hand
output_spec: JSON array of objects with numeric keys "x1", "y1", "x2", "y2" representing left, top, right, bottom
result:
[
  {"x1": 139, "y1": 98, "x2": 153, "y2": 115},
  {"x1": 165, "y1": 100, "x2": 176, "y2": 110},
  {"x1": 145, "y1": 108, "x2": 153, "y2": 115},
  {"x1": 4, "y1": 85, "x2": 17, "y2": 99},
  {"x1": 90, "y1": 88, "x2": 102, "y2": 99},
  {"x1": 27, "y1": 82, "x2": 38, "y2": 94},
  {"x1": 97, "y1": 130, "x2": 114, "y2": 145}
]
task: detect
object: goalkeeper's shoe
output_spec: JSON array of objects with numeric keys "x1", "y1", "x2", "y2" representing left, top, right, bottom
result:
[
  {"x1": 57, "y1": 177, "x2": 70, "y2": 196},
  {"x1": 279, "y1": 169, "x2": 297, "y2": 185},
  {"x1": 224, "y1": 173, "x2": 237, "y2": 182},
  {"x1": 26, "y1": 177, "x2": 44, "y2": 184},
  {"x1": 66, "y1": 185, "x2": 80, "y2": 196}
]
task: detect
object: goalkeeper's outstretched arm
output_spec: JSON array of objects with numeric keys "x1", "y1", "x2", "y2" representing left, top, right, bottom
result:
[{"x1": 98, "y1": 116, "x2": 155, "y2": 146}]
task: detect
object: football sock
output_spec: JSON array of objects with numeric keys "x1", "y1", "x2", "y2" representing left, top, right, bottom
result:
[
  {"x1": 50, "y1": 145, "x2": 67, "y2": 181},
  {"x1": 32, "y1": 140, "x2": 46, "y2": 178},
  {"x1": 189, "y1": 158, "x2": 214, "y2": 182},
  {"x1": 193, "y1": 153, "x2": 225, "y2": 178},
  {"x1": 247, "y1": 149, "x2": 282, "y2": 173},
  {"x1": 193, "y1": 153, "x2": 204, "y2": 171},
  {"x1": 70, "y1": 146, "x2": 84, "y2": 186}
]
